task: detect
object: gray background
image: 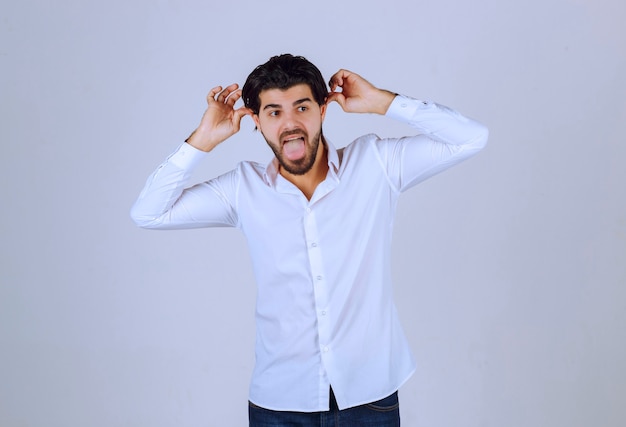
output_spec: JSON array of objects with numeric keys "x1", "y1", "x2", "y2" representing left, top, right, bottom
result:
[{"x1": 1, "y1": 0, "x2": 625, "y2": 426}]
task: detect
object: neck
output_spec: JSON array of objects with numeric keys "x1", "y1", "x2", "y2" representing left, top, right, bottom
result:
[{"x1": 280, "y1": 139, "x2": 328, "y2": 200}]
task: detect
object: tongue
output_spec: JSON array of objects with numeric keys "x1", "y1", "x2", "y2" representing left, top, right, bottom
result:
[{"x1": 283, "y1": 138, "x2": 306, "y2": 160}]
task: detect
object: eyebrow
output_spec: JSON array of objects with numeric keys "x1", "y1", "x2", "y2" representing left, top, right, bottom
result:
[{"x1": 262, "y1": 97, "x2": 313, "y2": 111}]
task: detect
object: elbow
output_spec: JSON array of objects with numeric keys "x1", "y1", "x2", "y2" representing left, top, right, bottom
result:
[
  {"x1": 130, "y1": 213, "x2": 152, "y2": 229},
  {"x1": 129, "y1": 203, "x2": 160, "y2": 229},
  {"x1": 474, "y1": 123, "x2": 489, "y2": 151},
  {"x1": 458, "y1": 123, "x2": 488, "y2": 160},
  {"x1": 131, "y1": 216, "x2": 152, "y2": 229}
]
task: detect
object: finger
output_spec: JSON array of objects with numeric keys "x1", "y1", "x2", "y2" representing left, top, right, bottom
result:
[
  {"x1": 207, "y1": 86, "x2": 223, "y2": 103},
  {"x1": 329, "y1": 69, "x2": 352, "y2": 91},
  {"x1": 226, "y1": 89, "x2": 243, "y2": 106},
  {"x1": 326, "y1": 92, "x2": 346, "y2": 109},
  {"x1": 328, "y1": 70, "x2": 342, "y2": 91},
  {"x1": 217, "y1": 83, "x2": 239, "y2": 103},
  {"x1": 231, "y1": 107, "x2": 253, "y2": 131},
  {"x1": 328, "y1": 78, "x2": 339, "y2": 92},
  {"x1": 234, "y1": 106, "x2": 252, "y2": 121}
]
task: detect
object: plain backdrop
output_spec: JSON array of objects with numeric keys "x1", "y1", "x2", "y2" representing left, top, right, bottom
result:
[{"x1": 1, "y1": 0, "x2": 625, "y2": 426}]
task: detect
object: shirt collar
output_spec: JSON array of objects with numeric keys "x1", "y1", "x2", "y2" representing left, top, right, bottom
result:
[{"x1": 262, "y1": 137, "x2": 341, "y2": 187}]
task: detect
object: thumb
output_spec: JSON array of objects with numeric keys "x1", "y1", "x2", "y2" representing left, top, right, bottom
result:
[
  {"x1": 233, "y1": 107, "x2": 252, "y2": 123},
  {"x1": 327, "y1": 92, "x2": 347, "y2": 110}
]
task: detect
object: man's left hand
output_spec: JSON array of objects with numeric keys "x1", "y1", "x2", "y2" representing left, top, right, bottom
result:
[{"x1": 327, "y1": 69, "x2": 395, "y2": 115}]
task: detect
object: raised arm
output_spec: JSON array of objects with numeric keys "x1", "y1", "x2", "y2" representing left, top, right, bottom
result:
[
  {"x1": 185, "y1": 84, "x2": 252, "y2": 152},
  {"x1": 327, "y1": 69, "x2": 396, "y2": 115},
  {"x1": 327, "y1": 69, "x2": 488, "y2": 191},
  {"x1": 130, "y1": 85, "x2": 251, "y2": 229},
  {"x1": 380, "y1": 95, "x2": 489, "y2": 191}
]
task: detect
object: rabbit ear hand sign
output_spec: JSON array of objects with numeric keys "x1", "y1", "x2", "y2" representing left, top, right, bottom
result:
[
  {"x1": 326, "y1": 69, "x2": 396, "y2": 115},
  {"x1": 186, "y1": 83, "x2": 253, "y2": 152}
]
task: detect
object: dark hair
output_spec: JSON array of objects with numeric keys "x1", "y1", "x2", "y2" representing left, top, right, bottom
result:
[{"x1": 242, "y1": 54, "x2": 327, "y2": 115}]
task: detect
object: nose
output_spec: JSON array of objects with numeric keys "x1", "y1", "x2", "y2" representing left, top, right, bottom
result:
[{"x1": 280, "y1": 110, "x2": 299, "y2": 131}]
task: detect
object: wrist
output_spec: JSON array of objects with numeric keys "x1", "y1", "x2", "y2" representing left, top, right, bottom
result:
[
  {"x1": 373, "y1": 90, "x2": 396, "y2": 115},
  {"x1": 185, "y1": 127, "x2": 220, "y2": 153}
]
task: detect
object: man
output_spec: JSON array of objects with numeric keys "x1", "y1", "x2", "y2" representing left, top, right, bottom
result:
[{"x1": 131, "y1": 54, "x2": 488, "y2": 426}]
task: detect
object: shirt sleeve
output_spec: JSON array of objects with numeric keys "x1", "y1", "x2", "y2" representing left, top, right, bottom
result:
[
  {"x1": 376, "y1": 95, "x2": 489, "y2": 192},
  {"x1": 130, "y1": 143, "x2": 239, "y2": 229}
]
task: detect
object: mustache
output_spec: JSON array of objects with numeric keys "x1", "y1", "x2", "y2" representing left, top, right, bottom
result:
[{"x1": 279, "y1": 129, "x2": 308, "y2": 142}]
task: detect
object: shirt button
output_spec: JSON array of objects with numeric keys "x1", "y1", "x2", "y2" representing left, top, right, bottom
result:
[
  {"x1": 316, "y1": 276, "x2": 323, "y2": 281},
  {"x1": 311, "y1": 242, "x2": 317, "y2": 248},
  {"x1": 323, "y1": 346, "x2": 329, "y2": 352},
  {"x1": 306, "y1": 207, "x2": 312, "y2": 213},
  {"x1": 321, "y1": 311, "x2": 326, "y2": 316}
]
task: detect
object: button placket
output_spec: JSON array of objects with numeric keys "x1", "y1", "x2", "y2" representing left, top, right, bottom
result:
[{"x1": 303, "y1": 206, "x2": 331, "y2": 358}]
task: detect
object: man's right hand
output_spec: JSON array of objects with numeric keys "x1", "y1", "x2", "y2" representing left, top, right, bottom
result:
[{"x1": 186, "y1": 84, "x2": 252, "y2": 152}]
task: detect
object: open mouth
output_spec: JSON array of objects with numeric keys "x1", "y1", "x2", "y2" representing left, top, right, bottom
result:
[{"x1": 282, "y1": 135, "x2": 306, "y2": 161}]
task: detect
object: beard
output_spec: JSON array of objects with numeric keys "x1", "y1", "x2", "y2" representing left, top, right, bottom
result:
[{"x1": 263, "y1": 127, "x2": 323, "y2": 176}]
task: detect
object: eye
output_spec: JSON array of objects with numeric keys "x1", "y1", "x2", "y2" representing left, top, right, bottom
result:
[
  {"x1": 297, "y1": 106, "x2": 308, "y2": 112},
  {"x1": 269, "y1": 110, "x2": 279, "y2": 117}
]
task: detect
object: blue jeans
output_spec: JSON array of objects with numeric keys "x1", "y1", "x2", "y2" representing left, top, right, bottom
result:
[{"x1": 248, "y1": 389, "x2": 400, "y2": 426}]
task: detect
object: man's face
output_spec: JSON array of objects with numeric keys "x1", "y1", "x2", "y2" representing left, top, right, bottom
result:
[{"x1": 253, "y1": 84, "x2": 327, "y2": 176}]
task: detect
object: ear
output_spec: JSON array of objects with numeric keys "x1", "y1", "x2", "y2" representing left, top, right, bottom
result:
[
  {"x1": 320, "y1": 103, "x2": 327, "y2": 122},
  {"x1": 252, "y1": 113, "x2": 261, "y2": 131}
]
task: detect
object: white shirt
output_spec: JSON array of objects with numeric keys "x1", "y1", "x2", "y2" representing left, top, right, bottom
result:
[{"x1": 131, "y1": 95, "x2": 488, "y2": 411}]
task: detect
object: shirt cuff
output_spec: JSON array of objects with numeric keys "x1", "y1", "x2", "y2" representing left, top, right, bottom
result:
[
  {"x1": 168, "y1": 142, "x2": 208, "y2": 170},
  {"x1": 385, "y1": 94, "x2": 432, "y2": 122}
]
